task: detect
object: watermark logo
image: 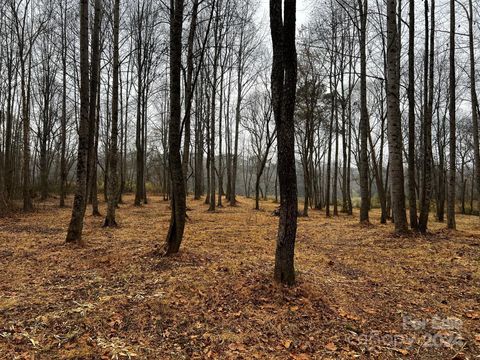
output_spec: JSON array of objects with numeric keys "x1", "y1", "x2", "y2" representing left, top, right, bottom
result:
[{"x1": 346, "y1": 314, "x2": 465, "y2": 351}]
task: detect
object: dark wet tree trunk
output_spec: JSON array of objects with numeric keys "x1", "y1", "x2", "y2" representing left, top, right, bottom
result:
[
  {"x1": 60, "y1": 1, "x2": 68, "y2": 208},
  {"x1": 91, "y1": 81, "x2": 101, "y2": 216},
  {"x1": 447, "y1": 0, "x2": 456, "y2": 229},
  {"x1": 134, "y1": 4, "x2": 144, "y2": 207},
  {"x1": 270, "y1": 0, "x2": 298, "y2": 285},
  {"x1": 66, "y1": 0, "x2": 90, "y2": 244},
  {"x1": 194, "y1": 79, "x2": 205, "y2": 200},
  {"x1": 418, "y1": 0, "x2": 435, "y2": 233},
  {"x1": 231, "y1": 16, "x2": 246, "y2": 207},
  {"x1": 358, "y1": 0, "x2": 369, "y2": 223},
  {"x1": 17, "y1": 32, "x2": 33, "y2": 211},
  {"x1": 467, "y1": 0, "x2": 480, "y2": 214},
  {"x1": 104, "y1": 0, "x2": 120, "y2": 227},
  {"x1": 86, "y1": 0, "x2": 102, "y2": 217},
  {"x1": 386, "y1": 0, "x2": 408, "y2": 233},
  {"x1": 407, "y1": 0, "x2": 417, "y2": 229},
  {"x1": 164, "y1": 0, "x2": 186, "y2": 255}
]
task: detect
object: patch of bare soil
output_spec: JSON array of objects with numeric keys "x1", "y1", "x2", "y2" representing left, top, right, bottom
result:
[{"x1": 0, "y1": 195, "x2": 479, "y2": 359}]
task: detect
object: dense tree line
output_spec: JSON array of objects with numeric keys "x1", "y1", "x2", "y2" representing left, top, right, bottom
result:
[{"x1": 0, "y1": 0, "x2": 479, "y2": 283}]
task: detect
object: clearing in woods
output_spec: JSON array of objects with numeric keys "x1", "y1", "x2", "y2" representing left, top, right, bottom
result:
[{"x1": 0, "y1": 195, "x2": 479, "y2": 359}]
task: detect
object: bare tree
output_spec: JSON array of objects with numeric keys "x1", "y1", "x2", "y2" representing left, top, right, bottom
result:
[
  {"x1": 104, "y1": 0, "x2": 120, "y2": 227},
  {"x1": 270, "y1": 0, "x2": 298, "y2": 285},
  {"x1": 447, "y1": 0, "x2": 456, "y2": 229},
  {"x1": 65, "y1": 0, "x2": 90, "y2": 244},
  {"x1": 164, "y1": 0, "x2": 186, "y2": 254},
  {"x1": 386, "y1": 0, "x2": 407, "y2": 232}
]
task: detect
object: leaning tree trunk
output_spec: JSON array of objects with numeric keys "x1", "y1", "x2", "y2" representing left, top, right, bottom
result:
[
  {"x1": 386, "y1": 0, "x2": 408, "y2": 233},
  {"x1": 270, "y1": 0, "x2": 298, "y2": 285},
  {"x1": 104, "y1": 0, "x2": 120, "y2": 227},
  {"x1": 182, "y1": 0, "x2": 199, "y2": 193},
  {"x1": 164, "y1": 0, "x2": 186, "y2": 255},
  {"x1": 66, "y1": 0, "x2": 90, "y2": 244}
]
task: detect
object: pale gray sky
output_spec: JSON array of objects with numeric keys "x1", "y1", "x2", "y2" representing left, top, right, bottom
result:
[{"x1": 256, "y1": 0, "x2": 310, "y2": 30}]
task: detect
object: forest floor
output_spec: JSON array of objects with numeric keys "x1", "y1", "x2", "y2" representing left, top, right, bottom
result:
[{"x1": 0, "y1": 195, "x2": 479, "y2": 359}]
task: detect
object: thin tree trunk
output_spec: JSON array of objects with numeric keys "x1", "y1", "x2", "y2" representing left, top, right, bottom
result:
[
  {"x1": 86, "y1": 0, "x2": 102, "y2": 215},
  {"x1": 230, "y1": 24, "x2": 244, "y2": 206},
  {"x1": 468, "y1": 0, "x2": 480, "y2": 215},
  {"x1": 358, "y1": 0, "x2": 369, "y2": 223},
  {"x1": 60, "y1": 2, "x2": 67, "y2": 208},
  {"x1": 407, "y1": 0, "x2": 417, "y2": 228},
  {"x1": 447, "y1": 0, "x2": 456, "y2": 229},
  {"x1": 182, "y1": 0, "x2": 199, "y2": 193},
  {"x1": 104, "y1": 0, "x2": 120, "y2": 227},
  {"x1": 418, "y1": 0, "x2": 435, "y2": 233}
]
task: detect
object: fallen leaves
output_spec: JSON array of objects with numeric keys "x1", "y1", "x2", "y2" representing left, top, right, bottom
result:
[
  {"x1": 0, "y1": 195, "x2": 479, "y2": 359},
  {"x1": 464, "y1": 311, "x2": 480, "y2": 320},
  {"x1": 324, "y1": 342, "x2": 337, "y2": 351},
  {"x1": 228, "y1": 342, "x2": 246, "y2": 352}
]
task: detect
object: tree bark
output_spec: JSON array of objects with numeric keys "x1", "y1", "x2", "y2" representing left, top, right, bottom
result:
[
  {"x1": 270, "y1": 0, "x2": 298, "y2": 285},
  {"x1": 86, "y1": 0, "x2": 102, "y2": 216},
  {"x1": 66, "y1": 0, "x2": 90, "y2": 244},
  {"x1": 104, "y1": 0, "x2": 120, "y2": 227},
  {"x1": 418, "y1": 0, "x2": 435, "y2": 233},
  {"x1": 358, "y1": 0, "x2": 369, "y2": 223},
  {"x1": 60, "y1": 1, "x2": 68, "y2": 208},
  {"x1": 447, "y1": 0, "x2": 456, "y2": 229},
  {"x1": 182, "y1": 0, "x2": 199, "y2": 193},
  {"x1": 407, "y1": 0, "x2": 417, "y2": 229},
  {"x1": 386, "y1": 0, "x2": 408, "y2": 233},
  {"x1": 164, "y1": 0, "x2": 186, "y2": 255},
  {"x1": 466, "y1": 0, "x2": 480, "y2": 216}
]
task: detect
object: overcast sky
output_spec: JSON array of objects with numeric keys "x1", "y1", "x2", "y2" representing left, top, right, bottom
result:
[{"x1": 256, "y1": 0, "x2": 310, "y2": 31}]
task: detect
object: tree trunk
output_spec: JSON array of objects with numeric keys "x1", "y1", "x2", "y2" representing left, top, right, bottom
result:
[
  {"x1": 182, "y1": 0, "x2": 199, "y2": 194},
  {"x1": 86, "y1": 0, "x2": 102, "y2": 215},
  {"x1": 60, "y1": 2, "x2": 67, "y2": 208},
  {"x1": 164, "y1": 0, "x2": 186, "y2": 255},
  {"x1": 135, "y1": 14, "x2": 144, "y2": 207},
  {"x1": 447, "y1": 0, "x2": 456, "y2": 229},
  {"x1": 66, "y1": 0, "x2": 90, "y2": 244},
  {"x1": 358, "y1": 0, "x2": 369, "y2": 223},
  {"x1": 230, "y1": 24, "x2": 245, "y2": 207},
  {"x1": 468, "y1": 0, "x2": 480, "y2": 215},
  {"x1": 104, "y1": 0, "x2": 120, "y2": 227},
  {"x1": 270, "y1": 0, "x2": 298, "y2": 285},
  {"x1": 418, "y1": 0, "x2": 435, "y2": 233},
  {"x1": 407, "y1": 0, "x2": 417, "y2": 229},
  {"x1": 386, "y1": 0, "x2": 408, "y2": 233}
]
